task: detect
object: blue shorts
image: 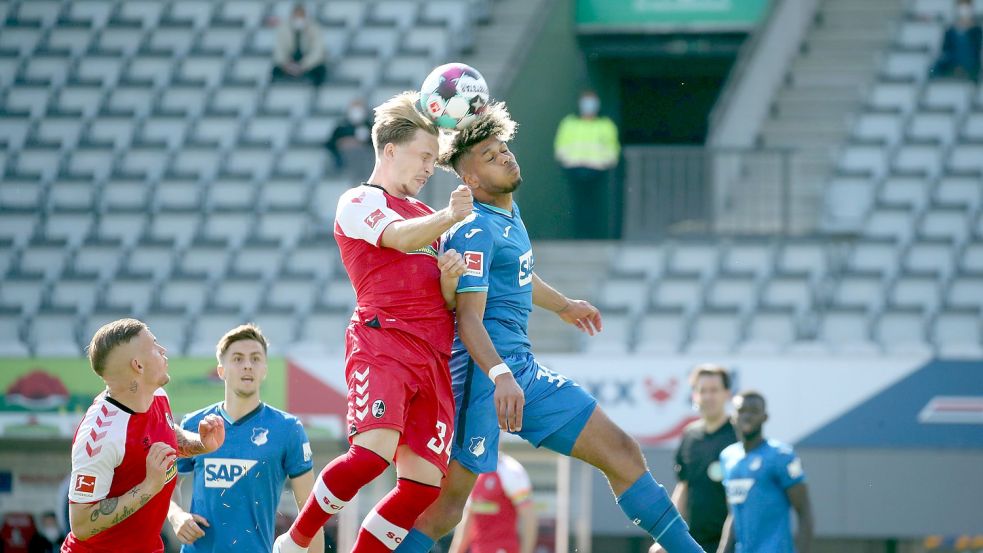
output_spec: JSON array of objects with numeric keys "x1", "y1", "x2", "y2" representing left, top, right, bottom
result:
[{"x1": 449, "y1": 350, "x2": 597, "y2": 474}]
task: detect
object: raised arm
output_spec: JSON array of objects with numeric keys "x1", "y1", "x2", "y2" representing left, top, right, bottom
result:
[
  {"x1": 172, "y1": 414, "x2": 224, "y2": 458},
  {"x1": 380, "y1": 186, "x2": 473, "y2": 253}
]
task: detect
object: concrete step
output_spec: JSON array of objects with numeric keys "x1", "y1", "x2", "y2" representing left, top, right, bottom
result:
[
  {"x1": 809, "y1": 27, "x2": 893, "y2": 44},
  {"x1": 760, "y1": 128, "x2": 846, "y2": 150},
  {"x1": 763, "y1": 116, "x2": 850, "y2": 134},
  {"x1": 774, "y1": 94, "x2": 859, "y2": 115}
]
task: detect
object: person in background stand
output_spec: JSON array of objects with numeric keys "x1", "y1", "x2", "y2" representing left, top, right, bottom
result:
[
  {"x1": 553, "y1": 89, "x2": 620, "y2": 239},
  {"x1": 272, "y1": 3, "x2": 328, "y2": 86}
]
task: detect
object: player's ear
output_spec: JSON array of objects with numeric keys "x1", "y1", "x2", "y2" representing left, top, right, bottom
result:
[
  {"x1": 216, "y1": 364, "x2": 226, "y2": 381},
  {"x1": 383, "y1": 142, "x2": 396, "y2": 159},
  {"x1": 130, "y1": 357, "x2": 143, "y2": 374}
]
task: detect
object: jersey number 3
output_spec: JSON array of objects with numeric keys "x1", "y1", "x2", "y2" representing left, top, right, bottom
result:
[{"x1": 427, "y1": 421, "x2": 451, "y2": 459}]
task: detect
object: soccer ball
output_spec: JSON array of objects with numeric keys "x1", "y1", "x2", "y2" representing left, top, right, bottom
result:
[{"x1": 419, "y1": 62, "x2": 490, "y2": 130}]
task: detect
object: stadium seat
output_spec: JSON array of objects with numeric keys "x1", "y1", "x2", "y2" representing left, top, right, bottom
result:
[
  {"x1": 50, "y1": 275, "x2": 100, "y2": 314},
  {"x1": 819, "y1": 308, "x2": 875, "y2": 351},
  {"x1": 947, "y1": 277, "x2": 983, "y2": 308},
  {"x1": 0, "y1": 277, "x2": 45, "y2": 314},
  {"x1": 251, "y1": 310, "x2": 298, "y2": 353},
  {"x1": 834, "y1": 273, "x2": 885, "y2": 310},
  {"x1": 15, "y1": 239, "x2": 68, "y2": 279},
  {"x1": 745, "y1": 308, "x2": 797, "y2": 347},
  {"x1": 906, "y1": 112, "x2": 957, "y2": 144},
  {"x1": 205, "y1": 179, "x2": 257, "y2": 211},
  {"x1": 96, "y1": 28, "x2": 144, "y2": 57},
  {"x1": 31, "y1": 311, "x2": 83, "y2": 356},
  {"x1": 14, "y1": 1, "x2": 61, "y2": 28},
  {"x1": 71, "y1": 238, "x2": 124, "y2": 279},
  {"x1": 892, "y1": 145, "x2": 943, "y2": 177},
  {"x1": 0, "y1": 179, "x2": 43, "y2": 211},
  {"x1": 687, "y1": 310, "x2": 742, "y2": 353},
  {"x1": 36, "y1": 117, "x2": 85, "y2": 149},
  {"x1": 597, "y1": 277, "x2": 649, "y2": 312},
  {"x1": 188, "y1": 312, "x2": 247, "y2": 356},
  {"x1": 259, "y1": 179, "x2": 310, "y2": 211},
  {"x1": 231, "y1": 242, "x2": 283, "y2": 280},
  {"x1": 401, "y1": 26, "x2": 452, "y2": 58},
  {"x1": 667, "y1": 244, "x2": 718, "y2": 276},
  {"x1": 298, "y1": 309, "x2": 351, "y2": 350},
  {"x1": 962, "y1": 243, "x2": 983, "y2": 272},
  {"x1": 636, "y1": 309, "x2": 686, "y2": 354},
  {"x1": 64, "y1": 0, "x2": 114, "y2": 27},
  {"x1": 198, "y1": 28, "x2": 246, "y2": 57},
  {"x1": 760, "y1": 276, "x2": 812, "y2": 310},
  {"x1": 171, "y1": 150, "x2": 222, "y2": 180},
  {"x1": 177, "y1": 242, "x2": 231, "y2": 279},
  {"x1": 218, "y1": 1, "x2": 267, "y2": 28},
  {"x1": 200, "y1": 212, "x2": 253, "y2": 245},
  {"x1": 936, "y1": 176, "x2": 982, "y2": 209},
  {"x1": 868, "y1": 83, "x2": 918, "y2": 113},
  {"x1": 651, "y1": 277, "x2": 702, "y2": 311},
  {"x1": 321, "y1": 0, "x2": 368, "y2": 28},
  {"x1": 126, "y1": 240, "x2": 177, "y2": 280},
  {"x1": 582, "y1": 312, "x2": 631, "y2": 354},
  {"x1": 838, "y1": 145, "x2": 888, "y2": 178},
  {"x1": 351, "y1": 26, "x2": 400, "y2": 57},
  {"x1": 863, "y1": 208, "x2": 915, "y2": 241},
  {"x1": 962, "y1": 112, "x2": 983, "y2": 140},
  {"x1": 209, "y1": 278, "x2": 265, "y2": 312},
  {"x1": 878, "y1": 176, "x2": 930, "y2": 209},
  {"x1": 265, "y1": 278, "x2": 320, "y2": 312},
  {"x1": 0, "y1": 314, "x2": 29, "y2": 356},
  {"x1": 853, "y1": 112, "x2": 903, "y2": 145},
  {"x1": 919, "y1": 208, "x2": 970, "y2": 241},
  {"x1": 921, "y1": 80, "x2": 974, "y2": 113},
  {"x1": 896, "y1": 19, "x2": 943, "y2": 51},
  {"x1": 889, "y1": 275, "x2": 940, "y2": 310},
  {"x1": 255, "y1": 212, "x2": 309, "y2": 245},
  {"x1": 283, "y1": 241, "x2": 336, "y2": 280},
  {"x1": 0, "y1": 213, "x2": 38, "y2": 243},
  {"x1": 102, "y1": 277, "x2": 156, "y2": 313},
  {"x1": 154, "y1": 179, "x2": 203, "y2": 212},
  {"x1": 314, "y1": 85, "x2": 361, "y2": 115},
  {"x1": 932, "y1": 309, "x2": 981, "y2": 353},
  {"x1": 143, "y1": 311, "x2": 190, "y2": 353},
  {"x1": 157, "y1": 277, "x2": 210, "y2": 312},
  {"x1": 876, "y1": 309, "x2": 930, "y2": 353},
  {"x1": 148, "y1": 211, "x2": 201, "y2": 245},
  {"x1": 75, "y1": 56, "x2": 123, "y2": 86},
  {"x1": 846, "y1": 239, "x2": 900, "y2": 275},
  {"x1": 319, "y1": 278, "x2": 356, "y2": 311},
  {"x1": 41, "y1": 213, "x2": 93, "y2": 244},
  {"x1": 947, "y1": 144, "x2": 983, "y2": 174},
  {"x1": 903, "y1": 240, "x2": 954, "y2": 275},
  {"x1": 706, "y1": 276, "x2": 756, "y2": 310}
]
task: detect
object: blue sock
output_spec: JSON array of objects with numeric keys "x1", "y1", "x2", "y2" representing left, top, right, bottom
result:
[
  {"x1": 617, "y1": 473, "x2": 704, "y2": 553},
  {"x1": 393, "y1": 528, "x2": 435, "y2": 552}
]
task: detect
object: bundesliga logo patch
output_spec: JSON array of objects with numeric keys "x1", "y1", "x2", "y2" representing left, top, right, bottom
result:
[
  {"x1": 364, "y1": 209, "x2": 386, "y2": 229},
  {"x1": 74, "y1": 474, "x2": 96, "y2": 496},
  {"x1": 464, "y1": 251, "x2": 483, "y2": 277}
]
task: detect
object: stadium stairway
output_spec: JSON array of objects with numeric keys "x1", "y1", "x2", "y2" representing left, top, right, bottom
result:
[{"x1": 455, "y1": 0, "x2": 551, "y2": 92}]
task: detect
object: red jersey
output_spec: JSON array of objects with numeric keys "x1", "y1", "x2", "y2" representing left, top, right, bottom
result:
[
  {"x1": 334, "y1": 184, "x2": 454, "y2": 354},
  {"x1": 466, "y1": 455, "x2": 533, "y2": 553},
  {"x1": 62, "y1": 388, "x2": 178, "y2": 553}
]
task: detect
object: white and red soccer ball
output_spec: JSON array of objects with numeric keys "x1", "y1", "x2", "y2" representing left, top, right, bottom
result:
[{"x1": 419, "y1": 62, "x2": 489, "y2": 130}]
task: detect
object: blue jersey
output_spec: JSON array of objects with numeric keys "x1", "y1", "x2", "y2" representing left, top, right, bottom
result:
[
  {"x1": 720, "y1": 439, "x2": 806, "y2": 553},
  {"x1": 444, "y1": 201, "x2": 534, "y2": 358},
  {"x1": 176, "y1": 403, "x2": 313, "y2": 553}
]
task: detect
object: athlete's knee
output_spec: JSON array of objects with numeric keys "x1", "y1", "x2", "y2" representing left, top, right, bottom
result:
[
  {"x1": 604, "y1": 428, "x2": 647, "y2": 477},
  {"x1": 416, "y1": 481, "x2": 471, "y2": 537}
]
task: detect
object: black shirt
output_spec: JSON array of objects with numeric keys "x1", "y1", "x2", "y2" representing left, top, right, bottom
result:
[{"x1": 674, "y1": 418, "x2": 738, "y2": 546}]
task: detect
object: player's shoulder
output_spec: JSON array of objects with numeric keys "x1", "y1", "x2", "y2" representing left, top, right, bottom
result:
[
  {"x1": 765, "y1": 439, "x2": 797, "y2": 458},
  {"x1": 445, "y1": 212, "x2": 489, "y2": 242},
  {"x1": 720, "y1": 441, "x2": 743, "y2": 459},
  {"x1": 181, "y1": 402, "x2": 222, "y2": 426},
  {"x1": 338, "y1": 184, "x2": 386, "y2": 208},
  {"x1": 72, "y1": 394, "x2": 130, "y2": 455},
  {"x1": 260, "y1": 404, "x2": 305, "y2": 428}
]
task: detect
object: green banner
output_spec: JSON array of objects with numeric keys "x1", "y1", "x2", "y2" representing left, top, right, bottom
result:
[
  {"x1": 0, "y1": 358, "x2": 286, "y2": 438},
  {"x1": 576, "y1": 0, "x2": 769, "y2": 32}
]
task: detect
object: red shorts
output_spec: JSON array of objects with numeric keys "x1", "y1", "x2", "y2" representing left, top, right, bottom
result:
[{"x1": 344, "y1": 322, "x2": 454, "y2": 474}]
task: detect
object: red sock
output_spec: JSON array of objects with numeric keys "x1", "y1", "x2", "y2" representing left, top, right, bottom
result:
[
  {"x1": 289, "y1": 445, "x2": 389, "y2": 547},
  {"x1": 352, "y1": 478, "x2": 442, "y2": 552}
]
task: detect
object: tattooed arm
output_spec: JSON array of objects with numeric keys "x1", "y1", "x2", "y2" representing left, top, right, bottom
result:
[
  {"x1": 69, "y1": 443, "x2": 176, "y2": 540},
  {"x1": 172, "y1": 414, "x2": 225, "y2": 458}
]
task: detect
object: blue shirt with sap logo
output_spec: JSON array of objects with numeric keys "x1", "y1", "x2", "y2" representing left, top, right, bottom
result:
[
  {"x1": 176, "y1": 402, "x2": 313, "y2": 553},
  {"x1": 720, "y1": 439, "x2": 806, "y2": 553},
  {"x1": 444, "y1": 201, "x2": 534, "y2": 358}
]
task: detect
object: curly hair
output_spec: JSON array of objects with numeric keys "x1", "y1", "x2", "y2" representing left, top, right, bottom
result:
[{"x1": 437, "y1": 102, "x2": 517, "y2": 172}]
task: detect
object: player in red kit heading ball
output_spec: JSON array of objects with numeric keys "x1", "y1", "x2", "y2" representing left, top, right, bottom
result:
[{"x1": 274, "y1": 91, "x2": 471, "y2": 553}]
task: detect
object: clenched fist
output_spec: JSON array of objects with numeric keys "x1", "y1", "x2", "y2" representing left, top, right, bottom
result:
[
  {"x1": 448, "y1": 185, "x2": 473, "y2": 222},
  {"x1": 438, "y1": 249, "x2": 467, "y2": 278}
]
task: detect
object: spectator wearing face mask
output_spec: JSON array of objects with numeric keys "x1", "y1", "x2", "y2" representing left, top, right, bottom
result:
[
  {"x1": 272, "y1": 3, "x2": 328, "y2": 86},
  {"x1": 326, "y1": 99, "x2": 375, "y2": 177},
  {"x1": 32, "y1": 512, "x2": 64, "y2": 553},
  {"x1": 930, "y1": 0, "x2": 982, "y2": 82},
  {"x1": 554, "y1": 90, "x2": 621, "y2": 239}
]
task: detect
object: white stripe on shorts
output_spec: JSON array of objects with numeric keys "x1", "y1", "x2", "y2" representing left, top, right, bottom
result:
[{"x1": 362, "y1": 508, "x2": 408, "y2": 550}]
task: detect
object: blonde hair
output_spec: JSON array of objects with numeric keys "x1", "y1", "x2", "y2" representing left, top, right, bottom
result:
[
  {"x1": 87, "y1": 318, "x2": 147, "y2": 376},
  {"x1": 371, "y1": 91, "x2": 438, "y2": 153},
  {"x1": 215, "y1": 323, "x2": 269, "y2": 363},
  {"x1": 438, "y1": 102, "x2": 517, "y2": 172}
]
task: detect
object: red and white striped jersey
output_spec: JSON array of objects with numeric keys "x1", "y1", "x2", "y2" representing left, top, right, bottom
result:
[
  {"x1": 62, "y1": 388, "x2": 178, "y2": 553},
  {"x1": 334, "y1": 184, "x2": 455, "y2": 354},
  {"x1": 466, "y1": 454, "x2": 533, "y2": 553}
]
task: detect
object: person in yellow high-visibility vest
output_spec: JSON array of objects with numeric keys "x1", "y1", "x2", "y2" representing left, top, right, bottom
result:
[{"x1": 553, "y1": 90, "x2": 621, "y2": 239}]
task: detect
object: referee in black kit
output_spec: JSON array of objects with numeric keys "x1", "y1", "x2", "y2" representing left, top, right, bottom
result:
[{"x1": 651, "y1": 364, "x2": 737, "y2": 553}]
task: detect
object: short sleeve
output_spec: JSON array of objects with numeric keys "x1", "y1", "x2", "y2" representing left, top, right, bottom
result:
[
  {"x1": 773, "y1": 447, "x2": 806, "y2": 490},
  {"x1": 445, "y1": 219, "x2": 494, "y2": 293},
  {"x1": 176, "y1": 414, "x2": 197, "y2": 474},
  {"x1": 284, "y1": 418, "x2": 314, "y2": 479},
  {"x1": 498, "y1": 456, "x2": 532, "y2": 505},
  {"x1": 68, "y1": 428, "x2": 123, "y2": 504},
  {"x1": 335, "y1": 189, "x2": 404, "y2": 246}
]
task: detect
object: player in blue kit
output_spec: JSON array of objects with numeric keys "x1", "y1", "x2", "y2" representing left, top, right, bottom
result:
[
  {"x1": 395, "y1": 103, "x2": 705, "y2": 553},
  {"x1": 718, "y1": 391, "x2": 813, "y2": 553},
  {"x1": 167, "y1": 324, "x2": 324, "y2": 553}
]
